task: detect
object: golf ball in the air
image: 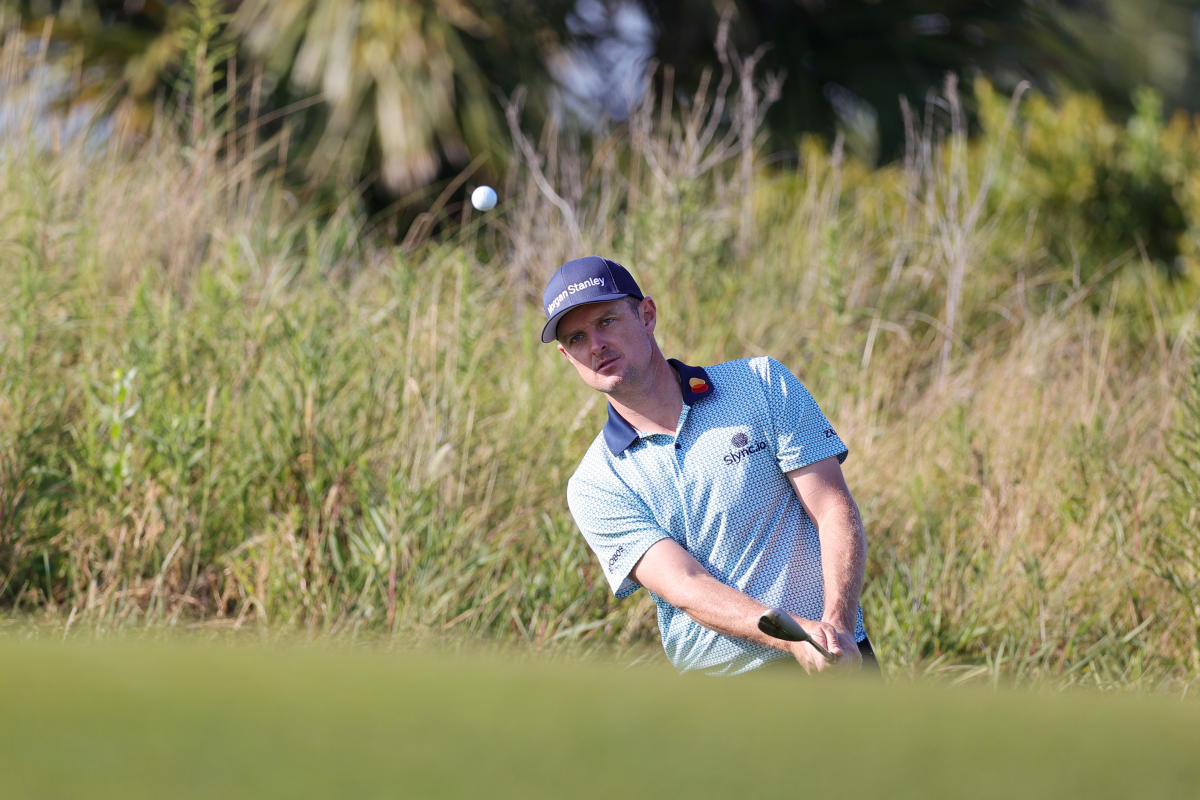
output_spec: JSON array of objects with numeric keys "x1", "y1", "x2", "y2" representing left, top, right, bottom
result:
[{"x1": 471, "y1": 185, "x2": 498, "y2": 211}]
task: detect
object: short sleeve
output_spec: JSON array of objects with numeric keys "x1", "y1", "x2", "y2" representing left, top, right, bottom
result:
[
  {"x1": 754, "y1": 357, "x2": 848, "y2": 472},
  {"x1": 567, "y1": 472, "x2": 670, "y2": 598}
]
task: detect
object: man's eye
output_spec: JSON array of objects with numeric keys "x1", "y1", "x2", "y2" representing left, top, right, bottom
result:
[
  {"x1": 568, "y1": 334, "x2": 582, "y2": 345},
  {"x1": 600, "y1": 317, "x2": 614, "y2": 326}
]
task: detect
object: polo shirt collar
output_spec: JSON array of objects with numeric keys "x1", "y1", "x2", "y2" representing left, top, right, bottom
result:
[{"x1": 602, "y1": 359, "x2": 714, "y2": 455}]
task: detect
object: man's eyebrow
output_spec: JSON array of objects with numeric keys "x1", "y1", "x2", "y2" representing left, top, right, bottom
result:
[
  {"x1": 557, "y1": 313, "x2": 597, "y2": 341},
  {"x1": 557, "y1": 323, "x2": 582, "y2": 342},
  {"x1": 559, "y1": 302, "x2": 623, "y2": 341}
]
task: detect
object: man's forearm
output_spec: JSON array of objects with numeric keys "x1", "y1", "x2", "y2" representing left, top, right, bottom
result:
[
  {"x1": 816, "y1": 498, "x2": 866, "y2": 634},
  {"x1": 784, "y1": 458, "x2": 866, "y2": 636},
  {"x1": 632, "y1": 536, "x2": 853, "y2": 670},
  {"x1": 668, "y1": 565, "x2": 843, "y2": 670},
  {"x1": 632, "y1": 539, "x2": 810, "y2": 654},
  {"x1": 661, "y1": 564, "x2": 794, "y2": 652}
]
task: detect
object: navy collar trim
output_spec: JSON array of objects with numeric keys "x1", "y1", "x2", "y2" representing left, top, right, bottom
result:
[
  {"x1": 602, "y1": 359, "x2": 714, "y2": 456},
  {"x1": 670, "y1": 358, "x2": 715, "y2": 405}
]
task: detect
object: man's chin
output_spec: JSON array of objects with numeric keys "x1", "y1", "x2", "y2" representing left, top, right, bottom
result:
[{"x1": 587, "y1": 374, "x2": 625, "y2": 395}]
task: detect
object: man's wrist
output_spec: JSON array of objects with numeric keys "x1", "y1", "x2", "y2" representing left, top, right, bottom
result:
[{"x1": 822, "y1": 612, "x2": 855, "y2": 636}]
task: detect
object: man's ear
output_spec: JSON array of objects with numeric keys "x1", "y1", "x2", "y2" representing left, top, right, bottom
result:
[{"x1": 640, "y1": 297, "x2": 657, "y2": 334}]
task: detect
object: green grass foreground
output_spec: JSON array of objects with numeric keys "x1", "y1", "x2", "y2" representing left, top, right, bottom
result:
[{"x1": 2, "y1": 634, "x2": 1198, "y2": 799}]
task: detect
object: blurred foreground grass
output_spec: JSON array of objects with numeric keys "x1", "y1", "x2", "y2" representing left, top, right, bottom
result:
[{"x1": 2, "y1": 633, "x2": 1199, "y2": 799}]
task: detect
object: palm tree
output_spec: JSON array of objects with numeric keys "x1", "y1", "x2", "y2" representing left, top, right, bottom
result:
[
  {"x1": 5, "y1": 0, "x2": 574, "y2": 198},
  {"x1": 231, "y1": 0, "x2": 573, "y2": 195}
]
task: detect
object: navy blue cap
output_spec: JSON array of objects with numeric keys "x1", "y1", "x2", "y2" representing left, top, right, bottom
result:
[{"x1": 540, "y1": 256, "x2": 644, "y2": 343}]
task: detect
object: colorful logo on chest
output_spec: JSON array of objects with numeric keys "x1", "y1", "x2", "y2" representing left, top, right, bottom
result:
[{"x1": 688, "y1": 377, "x2": 709, "y2": 394}]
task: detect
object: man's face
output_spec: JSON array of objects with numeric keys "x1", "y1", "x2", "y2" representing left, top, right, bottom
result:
[{"x1": 555, "y1": 297, "x2": 657, "y2": 396}]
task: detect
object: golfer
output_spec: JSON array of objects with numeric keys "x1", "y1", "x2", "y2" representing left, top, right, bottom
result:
[{"x1": 543, "y1": 256, "x2": 876, "y2": 675}]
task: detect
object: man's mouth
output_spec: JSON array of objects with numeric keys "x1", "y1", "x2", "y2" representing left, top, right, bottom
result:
[{"x1": 595, "y1": 354, "x2": 621, "y2": 372}]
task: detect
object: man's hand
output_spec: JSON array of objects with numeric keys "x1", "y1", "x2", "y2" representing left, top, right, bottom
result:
[{"x1": 789, "y1": 619, "x2": 861, "y2": 673}]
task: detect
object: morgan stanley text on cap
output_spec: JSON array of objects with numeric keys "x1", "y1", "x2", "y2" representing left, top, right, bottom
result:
[{"x1": 540, "y1": 256, "x2": 644, "y2": 343}]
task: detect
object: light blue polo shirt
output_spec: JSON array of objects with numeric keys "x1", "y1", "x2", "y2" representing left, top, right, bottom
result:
[{"x1": 566, "y1": 356, "x2": 865, "y2": 675}]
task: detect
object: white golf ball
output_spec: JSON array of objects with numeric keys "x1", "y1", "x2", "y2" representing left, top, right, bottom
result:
[{"x1": 471, "y1": 185, "x2": 498, "y2": 211}]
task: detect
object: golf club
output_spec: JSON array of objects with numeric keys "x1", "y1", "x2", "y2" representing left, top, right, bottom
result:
[{"x1": 757, "y1": 608, "x2": 838, "y2": 663}]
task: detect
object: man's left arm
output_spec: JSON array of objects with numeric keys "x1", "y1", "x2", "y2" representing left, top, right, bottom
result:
[{"x1": 786, "y1": 456, "x2": 867, "y2": 664}]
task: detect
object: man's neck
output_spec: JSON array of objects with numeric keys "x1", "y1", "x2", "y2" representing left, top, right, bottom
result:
[{"x1": 607, "y1": 355, "x2": 682, "y2": 436}]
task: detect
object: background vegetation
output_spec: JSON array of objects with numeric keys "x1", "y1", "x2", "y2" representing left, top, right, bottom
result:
[
  {"x1": 0, "y1": 7, "x2": 1198, "y2": 694},
  {"x1": 10, "y1": 1, "x2": 1200, "y2": 203}
]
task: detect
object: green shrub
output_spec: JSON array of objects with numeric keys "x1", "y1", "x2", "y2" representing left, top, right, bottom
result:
[{"x1": 976, "y1": 79, "x2": 1193, "y2": 282}]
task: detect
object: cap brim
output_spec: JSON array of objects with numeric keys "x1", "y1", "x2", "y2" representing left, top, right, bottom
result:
[{"x1": 540, "y1": 292, "x2": 632, "y2": 343}]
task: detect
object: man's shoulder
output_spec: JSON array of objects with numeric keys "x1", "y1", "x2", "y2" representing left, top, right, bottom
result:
[
  {"x1": 566, "y1": 431, "x2": 646, "y2": 517},
  {"x1": 706, "y1": 355, "x2": 788, "y2": 386},
  {"x1": 568, "y1": 431, "x2": 620, "y2": 487}
]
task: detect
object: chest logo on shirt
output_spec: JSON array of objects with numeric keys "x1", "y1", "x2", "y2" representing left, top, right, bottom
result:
[{"x1": 724, "y1": 431, "x2": 768, "y2": 465}]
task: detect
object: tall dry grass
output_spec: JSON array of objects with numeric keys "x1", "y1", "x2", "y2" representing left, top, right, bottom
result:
[{"x1": 1, "y1": 22, "x2": 1198, "y2": 690}]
